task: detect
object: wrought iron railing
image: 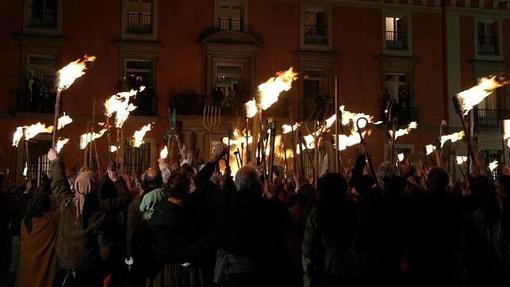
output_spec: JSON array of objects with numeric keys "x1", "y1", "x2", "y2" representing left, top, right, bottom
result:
[
  {"x1": 474, "y1": 109, "x2": 510, "y2": 128},
  {"x1": 29, "y1": 6, "x2": 57, "y2": 28},
  {"x1": 304, "y1": 24, "x2": 328, "y2": 44},
  {"x1": 15, "y1": 91, "x2": 56, "y2": 113},
  {"x1": 217, "y1": 18, "x2": 243, "y2": 32},
  {"x1": 396, "y1": 106, "x2": 418, "y2": 125},
  {"x1": 127, "y1": 12, "x2": 153, "y2": 34},
  {"x1": 478, "y1": 35, "x2": 499, "y2": 55},
  {"x1": 124, "y1": 141, "x2": 151, "y2": 175},
  {"x1": 385, "y1": 31, "x2": 408, "y2": 50}
]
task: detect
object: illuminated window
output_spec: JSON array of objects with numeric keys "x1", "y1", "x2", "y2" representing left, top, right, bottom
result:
[{"x1": 385, "y1": 16, "x2": 408, "y2": 50}]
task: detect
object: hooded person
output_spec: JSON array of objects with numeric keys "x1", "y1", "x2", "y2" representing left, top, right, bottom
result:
[
  {"x1": 47, "y1": 148, "x2": 111, "y2": 287},
  {"x1": 18, "y1": 189, "x2": 59, "y2": 287}
]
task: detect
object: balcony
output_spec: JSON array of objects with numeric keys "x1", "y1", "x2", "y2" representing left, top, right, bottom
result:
[
  {"x1": 15, "y1": 91, "x2": 55, "y2": 113},
  {"x1": 304, "y1": 25, "x2": 328, "y2": 44},
  {"x1": 29, "y1": 6, "x2": 57, "y2": 29},
  {"x1": 474, "y1": 109, "x2": 510, "y2": 128},
  {"x1": 217, "y1": 18, "x2": 243, "y2": 32},
  {"x1": 126, "y1": 12, "x2": 153, "y2": 34},
  {"x1": 385, "y1": 31, "x2": 408, "y2": 50},
  {"x1": 396, "y1": 106, "x2": 418, "y2": 125},
  {"x1": 477, "y1": 35, "x2": 499, "y2": 55},
  {"x1": 173, "y1": 94, "x2": 289, "y2": 118}
]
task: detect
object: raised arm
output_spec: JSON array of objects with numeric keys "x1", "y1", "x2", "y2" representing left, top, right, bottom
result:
[{"x1": 48, "y1": 148, "x2": 72, "y2": 207}]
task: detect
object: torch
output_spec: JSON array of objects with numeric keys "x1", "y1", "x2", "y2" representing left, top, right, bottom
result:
[{"x1": 356, "y1": 117, "x2": 379, "y2": 188}]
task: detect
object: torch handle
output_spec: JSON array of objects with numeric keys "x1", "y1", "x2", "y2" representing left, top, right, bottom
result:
[{"x1": 52, "y1": 90, "x2": 62, "y2": 147}]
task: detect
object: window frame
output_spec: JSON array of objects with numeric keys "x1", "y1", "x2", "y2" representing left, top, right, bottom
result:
[
  {"x1": 121, "y1": 0, "x2": 158, "y2": 40},
  {"x1": 122, "y1": 58, "x2": 156, "y2": 116},
  {"x1": 23, "y1": 0, "x2": 63, "y2": 35},
  {"x1": 300, "y1": 4, "x2": 332, "y2": 51},
  {"x1": 382, "y1": 10, "x2": 412, "y2": 56},
  {"x1": 214, "y1": 0, "x2": 248, "y2": 32},
  {"x1": 474, "y1": 17, "x2": 503, "y2": 61}
]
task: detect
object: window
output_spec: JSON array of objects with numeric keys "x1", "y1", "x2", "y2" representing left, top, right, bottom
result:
[
  {"x1": 385, "y1": 16, "x2": 409, "y2": 50},
  {"x1": 23, "y1": 55, "x2": 57, "y2": 113},
  {"x1": 28, "y1": 0, "x2": 58, "y2": 29},
  {"x1": 384, "y1": 73, "x2": 417, "y2": 124},
  {"x1": 217, "y1": 2, "x2": 244, "y2": 31},
  {"x1": 27, "y1": 139, "x2": 52, "y2": 185},
  {"x1": 126, "y1": 0, "x2": 153, "y2": 34},
  {"x1": 302, "y1": 70, "x2": 330, "y2": 119},
  {"x1": 475, "y1": 78, "x2": 507, "y2": 127},
  {"x1": 123, "y1": 141, "x2": 151, "y2": 175},
  {"x1": 125, "y1": 60, "x2": 155, "y2": 116},
  {"x1": 213, "y1": 64, "x2": 244, "y2": 110},
  {"x1": 482, "y1": 149, "x2": 502, "y2": 165},
  {"x1": 304, "y1": 10, "x2": 328, "y2": 44},
  {"x1": 477, "y1": 21, "x2": 499, "y2": 55}
]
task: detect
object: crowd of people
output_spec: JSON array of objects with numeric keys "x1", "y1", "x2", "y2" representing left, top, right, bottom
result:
[{"x1": 1, "y1": 142, "x2": 510, "y2": 287}]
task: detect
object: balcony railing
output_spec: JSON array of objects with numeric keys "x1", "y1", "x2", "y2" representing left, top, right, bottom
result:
[
  {"x1": 15, "y1": 91, "x2": 56, "y2": 113},
  {"x1": 385, "y1": 31, "x2": 408, "y2": 50},
  {"x1": 477, "y1": 35, "x2": 499, "y2": 55},
  {"x1": 127, "y1": 12, "x2": 153, "y2": 34},
  {"x1": 217, "y1": 18, "x2": 243, "y2": 32},
  {"x1": 396, "y1": 106, "x2": 418, "y2": 125},
  {"x1": 474, "y1": 109, "x2": 510, "y2": 128},
  {"x1": 29, "y1": 6, "x2": 57, "y2": 28},
  {"x1": 304, "y1": 25, "x2": 328, "y2": 44}
]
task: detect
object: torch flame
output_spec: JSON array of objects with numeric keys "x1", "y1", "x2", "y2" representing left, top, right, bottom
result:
[
  {"x1": 456, "y1": 156, "x2": 468, "y2": 165},
  {"x1": 282, "y1": 123, "x2": 300, "y2": 134},
  {"x1": 57, "y1": 55, "x2": 96, "y2": 91},
  {"x1": 244, "y1": 99, "x2": 258, "y2": 118},
  {"x1": 397, "y1": 153, "x2": 405, "y2": 162},
  {"x1": 132, "y1": 124, "x2": 152, "y2": 148},
  {"x1": 258, "y1": 67, "x2": 298, "y2": 110},
  {"x1": 160, "y1": 146, "x2": 168, "y2": 159},
  {"x1": 455, "y1": 76, "x2": 505, "y2": 116},
  {"x1": 80, "y1": 129, "x2": 107, "y2": 150},
  {"x1": 389, "y1": 121, "x2": 418, "y2": 140},
  {"x1": 24, "y1": 123, "x2": 54, "y2": 141},
  {"x1": 104, "y1": 89, "x2": 141, "y2": 128},
  {"x1": 57, "y1": 113, "x2": 73, "y2": 130},
  {"x1": 12, "y1": 127, "x2": 24, "y2": 147},
  {"x1": 55, "y1": 138, "x2": 70, "y2": 153},
  {"x1": 440, "y1": 131, "x2": 465, "y2": 147},
  {"x1": 110, "y1": 146, "x2": 118, "y2": 153},
  {"x1": 425, "y1": 145, "x2": 437, "y2": 155},
  {"x1": 337, "y1": 132, "x2": 364, "y2": 151},
  {"x1": 340, "y1": 105, "x2": 375, "y2": 131},
  {"x1": 489, "y1": 160, "x2": 499, "y2": 172},
  {"x1": 222, "y1": 129, "x2": 253, "y2": 146}
]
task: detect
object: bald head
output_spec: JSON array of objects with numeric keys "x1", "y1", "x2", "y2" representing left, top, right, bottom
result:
[
  {"x1": 142, "y1": 167, "x2": 163, "y2": 192},
  {"x1": 235, "y1": 165, "x2": 261, "y2": 193}
]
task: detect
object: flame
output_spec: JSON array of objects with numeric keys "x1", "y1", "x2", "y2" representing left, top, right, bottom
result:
[
  {"x1": 57, "y1": 55, "x2": 96, "y2": 91},
  {"x1": 440, "y1": 131, "x2": 465, "y2": 147},
  {"x1": 282, "y1": 123, "x2": 300, "y2": 134},
  {"x1": 324, "y1": 114, "x2": 337, "y2": 129},
  {"x1": 12, "y1": 127, "x2": 24, "y2": 147},
  {"x1": 456, "y1": 156, "x2": 468, "y2": 165},
  {"x1": 389, "y1": 122, "x2": 418, "y2": 140},
  {"x1": 397, "y1": 153, "x2": 405, "y2": 162},
  {"x1": 57, "y1": 113, "x2": 73, "y2": 130},
  {"x1": 489, "y1": 160, "x2": 499, "y2": 172},
  {"x1": 222, "y1": 129, "x2": 253, "y2": 146},
  {"x1": 425, "y1": 145, "x2": 436, "y2": 155},
  {"x1": 456, "y1": 76, "x2": 505, "y2": 115},
  {"x1": 80, "y1": 129, "x2": 107, "y2": 150},
  {"x1": 110, "y1": 146, "x2": 118, "y2": 153},
  {"x1": 104, "y1": 89, "x2": 142, "y2": 128},
  {"x1": 160, "y1": 146, "x2": 168, "y2": 159},
  {"x1": 504, "y1": 119, "x2": 510, "y2": 140},
  {"x1": 340, "y1": 105, "x2": 376, "y2": 131},
  {"x1": 258, "y1": 67, "x2": 298, "y2": 110},
  {"x1": 23, "y1": 163, "x2": 28, "y2": 177},
  {"x1": 55, "y1": 138, "x2": 70, "y2": 153},
  {"x1": 244, "y1": 99, "x2": 258, "y2": 118},
  {"x1": 132, "y1": 124, "x2": 152, "y2": 148},
  {"x1": 337, "y1": 132, "x2": 364, "y2": 151},
  {"x1": 24, "y1": 123, "x2": 54, "y2": 141}
]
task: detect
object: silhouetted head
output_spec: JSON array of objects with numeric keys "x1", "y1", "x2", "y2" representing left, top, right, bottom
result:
[
  {"x1": 317, "y1": 173, "x2": 349, "y2": 203},
  {"x1": 427, "y1": 168, "x2": 449, "y2": 193},
  {"x1": 235, "y1": 165, "x2": 262, "y2": 195},
  {"x1": 142, "y1": 167, "x2": 163, "y2": 193}
]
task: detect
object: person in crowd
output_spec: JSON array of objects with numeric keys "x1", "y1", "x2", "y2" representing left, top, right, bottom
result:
[
  {"x1": 18, "y1": 184, "x2": 59, "y2": 287},
  {"x1": 302, "y1": 173, "x2": 361, "y2": 287},
  {"x1": 48, "y1": 148, "x2": 112, "y2": 287}
]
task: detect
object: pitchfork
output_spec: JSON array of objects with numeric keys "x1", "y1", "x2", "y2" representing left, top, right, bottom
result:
[{"x1": 203, "y1": 105, "x2": 221, "y2": 155}]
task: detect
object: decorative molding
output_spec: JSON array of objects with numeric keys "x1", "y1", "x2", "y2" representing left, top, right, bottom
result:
[
  {"x1": 379, "y1": 55, "x2": 416, "y2": 73},
  {"x1": 200, "y1": 30, "x2": 260, "y2": 46},
  {"x1": 15, "y1": 34, "x2": 66, "y2": 49}
]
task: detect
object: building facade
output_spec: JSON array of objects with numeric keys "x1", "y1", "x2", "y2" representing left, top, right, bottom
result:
[{"x1": 0, "y1": 0, "x2": 509, "y2": 180}]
